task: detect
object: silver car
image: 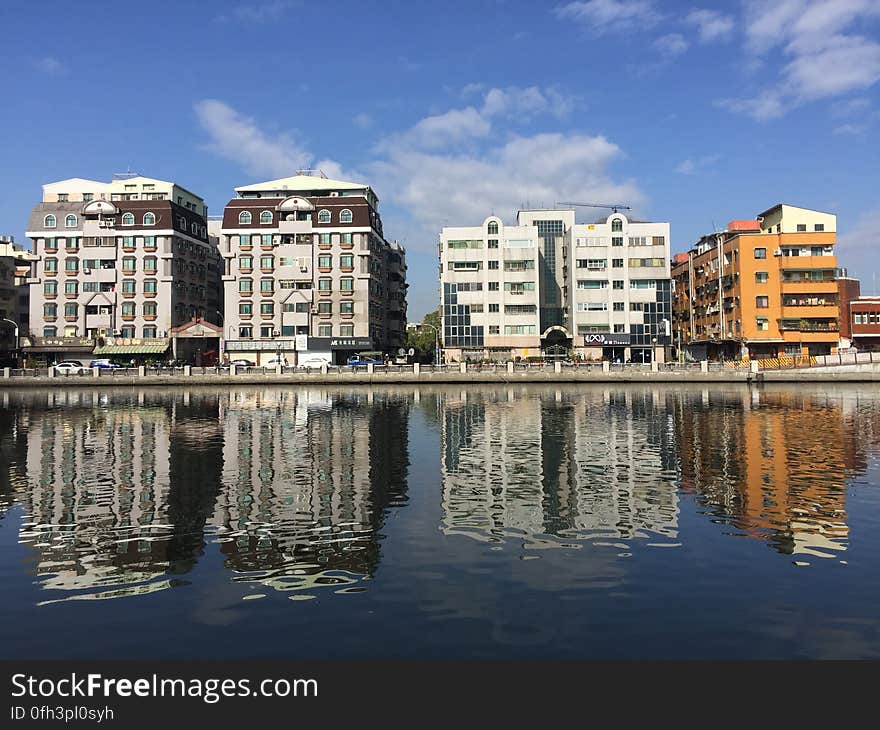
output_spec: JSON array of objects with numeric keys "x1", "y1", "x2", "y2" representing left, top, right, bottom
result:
[{"x1": 53, "y1": 360, "x2": 87, "y2": 375}]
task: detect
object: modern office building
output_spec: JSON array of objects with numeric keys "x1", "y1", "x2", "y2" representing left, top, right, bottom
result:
[
  {"x1": 22, "y1": 174, "x2": 221, "y2": 365},
  {"x1": 217, "y1": 170, "x2": 407, "y2": 365},
  {"x1": 0, "y1": 236, "x2": 34, "y2": 364},
  {"x1": 439, "y1": 209, "x2": 672, "y2": 363},
  {"x1": 671, "y1": 204, "x2": 843, "y2": 360}
]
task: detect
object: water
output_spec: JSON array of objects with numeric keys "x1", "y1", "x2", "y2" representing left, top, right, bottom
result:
[{"x1": 1, "y1": 383, "x2": 879, "y2": 659}]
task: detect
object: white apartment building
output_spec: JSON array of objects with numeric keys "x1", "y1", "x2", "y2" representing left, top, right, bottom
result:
[{"x1": 440, "y1": 209, "x2": 672, "y2": 362}]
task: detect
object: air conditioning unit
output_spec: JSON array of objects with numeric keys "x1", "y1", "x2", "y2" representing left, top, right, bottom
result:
[
  {"x1": 773, "y1": 249, "x2": 783, "y2": 256},
  {"x1": 83, "y1": 268, "x2": 91, "y2": 274},
  {"x1": 329, "y1": 192, "x2": 339, "y2": 197}
]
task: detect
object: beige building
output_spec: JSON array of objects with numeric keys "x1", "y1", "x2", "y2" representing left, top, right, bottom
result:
[
  {"x1": 440, "y1": 209, "x2": 672, "y2": 363},
  {"x1": 23, "y1": 174, "x2": 220, "y2": 364},
  {"x1": 218, "y1": 171, "x2": 407, "y2": 365},
  {"x1": 0, "y1": 236, "x2": 34, "y2": 364}
]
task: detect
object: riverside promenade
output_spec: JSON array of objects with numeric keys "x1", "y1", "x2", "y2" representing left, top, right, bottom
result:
[{"x1": 3, "y1": 357, "x2": 880, "y2": 387}]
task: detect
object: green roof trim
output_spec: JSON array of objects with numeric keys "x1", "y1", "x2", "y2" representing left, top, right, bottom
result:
[{"x1": 93, "y1": 343, "x2": 169, "y2": 355}]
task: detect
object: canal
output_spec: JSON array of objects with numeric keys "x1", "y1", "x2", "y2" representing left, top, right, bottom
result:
[{"x1": 1, "y1": 384, "x2": 878, "y2": 659}]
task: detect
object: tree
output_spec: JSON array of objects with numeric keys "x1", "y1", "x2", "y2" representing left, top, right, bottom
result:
[{"x1": 407, "y1": 308, "x2": 441, "y2": 360}]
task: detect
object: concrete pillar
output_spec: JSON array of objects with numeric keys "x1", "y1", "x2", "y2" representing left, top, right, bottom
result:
[
  {"x1": 651, "y1": 359, "x2": 659, "y2": 372},
  {"x1": 92, "y1": 366, "x2": 100, "y2": 378},
  {"x1": 413, "y1": 362, "x2": 420, "y2": 375},
  {"x1": 184, "y1": 365, "x2": 192, "y2": 377},
  {"x1": 367, "y1": 363, "x2": 374, "y2": 374},
  {"x1": 48, "y1": 367, "x2": 56, "y2": 378},
  {"x1": 230, "y1": 364, "x2": 237, "y2": 376},
  {"x1": 602, "y1": 361, "x2": 610, "y2": 373},
  {"x1": 750, "y1": 360, "x2": 759, "y2": 374},
  {"x1": 320, "y1": 363, "x2": 328, "y2": 375},
  {"x1": 276, "y1": 363, "x2": 283, "y2": 375},
  {"x1": 138, "y1": 365, "x2": 145, "y2": 377},
  {"x1": 554, "y1": 361, "x2": 561, "y2": 374},
  {"x1": 460, "y1": 361, "x2": 467, "y2": 374},
  {"x1": 2, "y1": 367, "x2": 9, "y2": 378},
  {"x1": 507, "y1": 361, "x2": 514, "y2": 374},
  {"x1": 700, "y1": 360, "x2": 709, "y2": 373}
]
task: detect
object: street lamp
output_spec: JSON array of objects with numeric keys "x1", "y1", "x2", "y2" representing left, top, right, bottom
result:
[
  {"x1": 1, "y1": 318, "x2": 19, "y2": 367},
  {"x1": 652, "y1": 336, "x2": 658, "y2": 364},
  {"x1": 418, "y1": 322, "x2": 441, "y2": 364}
]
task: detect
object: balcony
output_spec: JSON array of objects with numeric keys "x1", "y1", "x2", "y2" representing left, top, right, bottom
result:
[{"x1": 777, "y1": 318, "x2": 839, "y2": 332}]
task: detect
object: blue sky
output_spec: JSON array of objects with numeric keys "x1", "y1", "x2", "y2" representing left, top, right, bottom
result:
[{"x1": 1, "y1": 0, "x2": 878, "y2": 319}]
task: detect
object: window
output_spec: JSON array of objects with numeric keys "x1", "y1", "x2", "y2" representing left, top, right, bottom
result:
[
  {"x1": 755, "y1": 271, "x2": 768, "y2": 283},
  {"x1": 64, "y1": 281, "x2": 78, "y2": 295},
  {"x1": 44, "y1": 281, "x2": 57, "y2": 295},
  {"x1": 43, "y1": 326, "x2": 57, "y2": 337},
  {"x1": 239, "y1": 301, "x2": 253, "y2": 316},
  {"x1": 239, "y1": 278, "x2": 253, "y2": 293},
  {"x1": 83, "y1": 193, "x2": 93, "y2": 202},
  {"x1": 652, "y1": 236, "x2": 665, "y2": 246},
  {"x1": 340, "y1": 277, "x2": 354, "y2": 292},
  {"x1": 340, "y1": 301, "x2": 354, "y2": 315},
  {"x1": 577, "y1": 280, "x2": 608, "y2": 289},
  {"x1": 628, "y1": 236, "x2": 647, "y2": 246},
  {"x1": 488, "y1": 325, "x2": 500, "y2": 335},
  {"x1": 239, "y1": 211, "x2": 252, "y2": 225},
  {"x1": 488, "y1": 221, "x2": 499, "y2": 235},
  {"x1": 121, "y1": 279, "x2": 135, "y2": 294},
  {"x1": 797, "y1": 224, "x2": 807, "y2": 232},
  {"x1": 44, "y1": 303, "x2": 57, "y2": 318},
  {"x1": 57, "y1": 194, "x2": 69, "y2": 202},
  {"x1": 121, "y1": 212, "x2": 135, "y2": 226},
  {"x1": 65, "y1": 258, "x2": 79, "y2": 272},
  {"x1": 318, "y1": 254, "x2": 332, "y2": 268},
  {"x1": 613, "y1": 280, "x2": 624, "y2": 289},
  {"x1": 260, "y1": 278, "x2": 274, "y2": 293},
  {"x1": 340, "y1": 324, "x2": 354, "y2": 337},
  {"x1": 754, "y1": 247, "x2": 767, "y2": 259},
  {"x1": 260, "y1": 211, "x2": 273, "y2": 225},
  {"x1": 628, "y1": 257, "x2": 665, "y2": 267},
  {"x1": 64, "y1": 214, "x2": 77, "y2": 228},
  {"x1": 143, "y1": 326, "x2": 157, "y2": 338},
  {"x1": 814, "y1": 223, "x2": 825, "y2": 232},
  {"x1": 756, "y1": 296, "x2": 769, "y2": 308},
  {"x1": 342, "y1": 233, "x2": 353, "y2": 245},
  {"x1": 143, "y1": 257, "x2": 157, "y2": 273},
  {"x1": 340, "y1": 209, "x2": 353, "y2": 223},
  {"x1": 504, "y1": 325, "x2": 536, "y2": 335},
  {"x1": 44, "y1": 214, "x2": 56, "y2": 228},
  {"x1": 143, "y1": 212, "x2": 156, "y2": 226},
  {"x1": 630, "y1": 280, "x2": 656, "y2": 289},
  {"x1": 448, "y1": 239, "x2": 483, "y2": 249},
  {"x1": 122, "y1": 257, "x2": 136, "y2": 272},
  {"x1": 317, "y1": 209, "x2": 331, "y2": 224},
  {"x1": 451, "y1": 261, "x2": 482, "y2": 271},
  {"x1": 318, "y1": 233, "x2": 331, "y2": 245},
  {"x1": 45, "y1": 258, "x2": 58, "y2": 273},
  {"x1": 318, "y1": 278, "x2": 331, "y2": 291},
  {"x1": 756, "y1": 317, "x2": 769, "y2": 331},
  {"x1": 488, "y1": 260, "x2": 499, "y2": 270},
  {"x1": 612, "y1": 237, "x2": 623, "y2": 247},
  {"x1": 318, "y1": 324, "x2": 332, "y2": 337},
  {"x1": 488, "y1": 239, "x2": 499, "y2": 249},
  {"x1": 64, "y1": 303, "x2": 78, "y2": 318},
  {"x1": 121, "y1": 302, "x2": 135, "y2": 317},
  {"x1": 613, "y1": 302, "x2": 625, "y2": 311},
  {"x1": 611, "y1": 218, "x2": 623, "y2": 232},
  {"x1": 261, "y1": 302, "x2": 275, "y2": 315},
  {"x1": 612, "y1": 259, "x2": 623, "y2": 268},
  {"x1": 318, "y1": 301, "x2": 332, "y2": 314},
  {"x1": 260, "y1": 255, "x2": 274, "y2": 270},
  {"x1": 340, "y1": 254, "x2": 354, "y2": 268},
  {"x1": 240, "y1": 255, "x2": 253, "y2": 270},
  {"x1": 489, "y1": 303, "x2": 500, "y2": 313},
  {"x1": 239, "y1": 326, "x2": 252, "y2": 339},
  {"x1": 488, "y1": 281, "x2": 499, "y2": 291}
]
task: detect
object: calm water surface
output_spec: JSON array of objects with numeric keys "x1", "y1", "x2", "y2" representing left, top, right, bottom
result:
[{"x1": 1, "y1": 384, "x2": 879, "y2": 659}]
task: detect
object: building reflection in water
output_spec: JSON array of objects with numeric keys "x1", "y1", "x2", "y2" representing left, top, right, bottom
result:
[
  {"x1": 670, "y1": 387, "x2": 878, "y2": 559},
  {"x1": 1, "y1": 387, "x2": 409, "y2": 603},
  {"x1": 440, "y1": 386, "x2": 681, "y2": 548}
]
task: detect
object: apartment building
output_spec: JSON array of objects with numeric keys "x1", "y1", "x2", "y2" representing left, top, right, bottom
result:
[
  {"x1": 671, "y1": 204, "x2": 842, "y2": 360},
  {"x1": 23, "y1": 174, "x2": 220, "y2": 364},
  {"x1": 0, "y1": 236, "x2": 34, "y2": 364},
  {"x1": 218, "y1": 171, "x2": 407, "y2": 365},
  {"x1": 439, "y1": 209, "x2": 672, "y2": 362},
  {"x1": 838, "y1": 277, "x2": 880, "y2": 352}
]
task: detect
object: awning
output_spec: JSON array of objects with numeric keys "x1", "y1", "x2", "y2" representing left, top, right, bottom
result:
[{"x1": 93, "y1": 343, "x2": 169, "y2": 355}]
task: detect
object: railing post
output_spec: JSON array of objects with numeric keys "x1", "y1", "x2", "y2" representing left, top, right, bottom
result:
[
  {"x1": 2, "y1": 367, "x2": 9, "y2": 379},
  {"x1": 750, "y1": 360, "x2": 759, "y2": 374},
  {"x1": 230, "y1": 364, "x2": 237, "y2": 376},
  {"x1": 276, "y1": 363, "x2": 283, "y2": 375},
  {"x1": 700, "y1": 360, "x2": 709, "y2": 373},
  {"x1": 602, "y1": 361, "x2": 610, "y2": 373},
  {"x1": 507, "y1": 361, "x2": 514, "y2": 374},
  {"x1": 413, "y1": 362, "x2": 420, "y2": 375},
  {"x1": 138, "y1": 365, "x2": 145, "y2": 377},
  {"x1": 460, "y1": 361, "x2": 467, "y2": 374},
  {"x1": 651, "y1": 359, "x2": 658, "y2": 372},
  {"x1": 367, "y1": 363, "x2": 374, "y2": 375},
  {"x1": 320, "y1": 363, "x2": 328, "y2": 375},
  {"x1": 554, "y1": 361, "x2": 561, "y2": 374},
  {"x1": 92, "y1": 366, "x2": 100, "y2": 378},
  {"x1": 184, "y1": 365, "x2": 192, "y2": 377},
  {"x1": 48, "y1": 367, "x2": 56, "y2": 379}
]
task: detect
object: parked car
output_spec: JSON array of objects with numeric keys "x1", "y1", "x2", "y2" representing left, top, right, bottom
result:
[
  {"x1": 262, "y1": 356, "x2": 289, "y2": 368},
  {"x1": 89, "y1": 358, "x2": 119, "y2": 369},
  {"x1": 53, "y1": 360, "x2": 87, "y2": 375},
  {"x1": 298, "y1": 356, "x2": 331, "y2": 369},
  {"x1": 346, "y1": 352, "x2": 384, "y2": 366},
  {"x1": 229, "y1": 358, "x2": 255, "y2": 367}
]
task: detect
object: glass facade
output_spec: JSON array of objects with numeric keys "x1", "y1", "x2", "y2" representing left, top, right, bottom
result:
[{"x1": 443, "y1": 283, "x2": 484, "y2": 348}]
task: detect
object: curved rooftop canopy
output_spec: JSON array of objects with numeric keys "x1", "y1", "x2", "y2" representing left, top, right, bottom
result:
[{"x1": 82, "y1": 200, "x2": 119, "y2": 215}]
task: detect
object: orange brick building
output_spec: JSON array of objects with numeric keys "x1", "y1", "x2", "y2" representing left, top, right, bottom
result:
[{"x1": 672, "y1": 204, "x2": 843, "y2": 360}]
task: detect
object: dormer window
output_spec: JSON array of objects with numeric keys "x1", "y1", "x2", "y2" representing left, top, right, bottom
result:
[
  {"x1": 178, "y1": 215, "x2": 186, "y2": 228},
  {"x1": 65, "y1": 214, "x2": 77, "y2": 228},
  {"x1": 317, "y1": 209, "x2": 331, "y2": 224},
  {"x1": 260, "y1": 210, "x2": 273, "y2": 225},
  {"x1": 487, "y1": 221, "x2": 499, "y2": 235},
  {"x1": 44, "y1": 214, "x2": 56, "y2": 228},
  {"x1": 121, "y1": 212, "x2": 135, "y2": 226},
  {"x1": 339, "y1": 209, "x2": 353, "y2": 224},
  {"x1": 611, "y1": 218, "x2": 623, "y2": 232},
  {"x1": 239, "y1": 211, "x2": 252, "y2": 225},
  {"x1": 143, "y1": 212, "x2": 156, "y2": 226}
]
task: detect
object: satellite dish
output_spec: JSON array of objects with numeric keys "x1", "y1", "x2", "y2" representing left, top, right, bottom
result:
[
  {"x1": 407, "y1": 348, "x2": 415, "y2": 356},
  {"x1": 398, "y1": 348, "x2": 406, "y2": 356}
]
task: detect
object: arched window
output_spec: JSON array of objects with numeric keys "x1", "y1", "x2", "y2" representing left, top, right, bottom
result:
[
  {"x1": 65, "y1": 214, "x2": 77, "y2": 228},
  {"x1": 178, "y1": 215, "x2": 187, "y2": 228},
  {"x1": 260, "y1": 210, "x2": 273, "y2": 225},
  {"x1": 487, "y1": 221, "x2": 499, "y2": 235},
  {"x1": 339, "y1": 209, "x2": 353, "y2": 224},
  {"x1": 611, "y1": 218, "x2": 623, "y2": 232},
  {"x1": 239, "y1": 211, "x2": 252, "y2": 225},
  {"x1": 317, "y1": 209, "x2": 331, "y2": 224},
  {"x1": 44, "y1": 214, "x2": 56, "y2": 228},
  {"x1": 121, "y1": 212, "x2": 135, "y2": 226},
  {"x1": 143, "y1": 212, "x2": 156, "y2": 226}
]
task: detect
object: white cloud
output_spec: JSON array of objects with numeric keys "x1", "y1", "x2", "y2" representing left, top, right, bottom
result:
[
  {"x1": 480, "y1": 86, "x2": 574, "y2": 119},
  {"x1": 714, "y1": 91, "x2": 784, "y2": 121},
  {"x1": 353, "y1": 113, "x2": 373, "y2": 129},
  {"x1": 674, "y1": 154, "x2": 721, "y2": 175},
  {"x1": 726, "y1": 1, "x2": 880, "y2": 120},
  {"x1": 685, "y1": 8, "x2": 735, "y2": 42},
  {"x1": 193, "y1": 99, "x2": 313, "y2": 178},
  {"x1": 832, "y1": 123, "x2": 867, "y2": 136},
  {"x1": 215, "y1": 1, "x2": 298, "y2": 23},
  {"x1": 554, "y1": 0, "x2": 660, "y2": 33},
  {"x1": 654, "y1": 33, "x2": 689, "y2": 57},
  {"x1": 34, "y1": 57, "x2": 65, "y2": 75}
]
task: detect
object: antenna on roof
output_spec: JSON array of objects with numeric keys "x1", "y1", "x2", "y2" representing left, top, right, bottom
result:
[
  {"x1": 295, "y1": 168, "x2": 328, "y2": 179},
  {"x1": 113, "y1": 167, "x2": 140, "y2": 181}
]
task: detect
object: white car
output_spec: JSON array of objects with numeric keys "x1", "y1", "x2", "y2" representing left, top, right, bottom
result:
[
  {"x1": 262, "y1": 357, "x2": 289, "y2": 368},
  {"x1": 53, "y1": 360, "x2": 87, "y2": 375},
  {"x1": 297, "y1": 356, "x2": 330, "y2": 369}
]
